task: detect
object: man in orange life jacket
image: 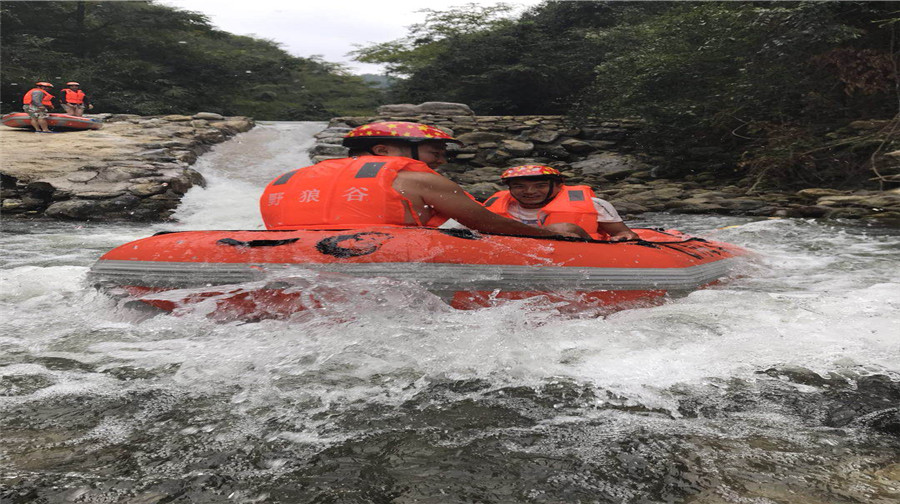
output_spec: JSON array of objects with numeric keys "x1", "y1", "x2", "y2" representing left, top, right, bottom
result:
[
  {"x1": 60, "y1": 82, "x2": 92, "y2": 116},
  {"x1": 22, "y1": 81, "x2": 56, "y2": 133},
  {"x1": 259, "y1": 121, "x2": 579, "y2": 238},
  {"x1": 484, "y1": 165, "x2": 639, "y2": 241}
]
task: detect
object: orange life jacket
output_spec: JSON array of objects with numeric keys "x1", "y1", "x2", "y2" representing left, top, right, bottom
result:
[
  {"x1": 61, "y1": 88, "x2": 85, "y2": 104},
  {"x1": 260, "y1": 156, "x2": 450, "y2": 230},
  {"x1": 23, "y1": 88, "x2": 54, "y2": 107},
  {"x1": 484, "y1": 185, "x2": 608, "y2": 239}
]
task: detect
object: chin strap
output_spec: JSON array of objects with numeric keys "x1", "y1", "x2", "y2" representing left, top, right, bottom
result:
[{"x1": 540, "y1": 180, "x2": 560, "y2": 206}]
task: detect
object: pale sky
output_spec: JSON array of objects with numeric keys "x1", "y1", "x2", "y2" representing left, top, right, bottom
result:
[{"x1": 159, "y1": 0, "x2": 547, "y2": 74}]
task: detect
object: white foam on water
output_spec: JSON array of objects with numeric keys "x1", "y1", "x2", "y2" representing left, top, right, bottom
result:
[
  {"x1": 2, "y1": 123, "x2": 898, "y2": 449},
  {"x1": 171, "y1": 121, "x2": 324, "y2": 230}
]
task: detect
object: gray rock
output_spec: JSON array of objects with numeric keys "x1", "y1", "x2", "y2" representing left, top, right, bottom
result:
[
  {"x1": 571, "y1": 153, "x2": 648, "y2": 176},
  {"x1": 533, "y1": 144, "x2": 571, "y2": 160},
  {"x1": 485, "y1": 149, "x2": 512, "y2": 164},
  {"x1": 376, "y1": 104, "x2": 421, "y2": 116},
  {"x1": 137, "y1": 149, "x2": 175, "y2": 161},
  {"x1": 457, "y1": 131, "x2": 510, "y2": 144},
  {"x1": 311, "y1": 144, "x2": 348, "y2": 157},
  {"x1": 128, "y1": 182, "x2": 169, "y2": 196},
  {"x1": 560, "y1": 138, "x2": 596, "y2": 154},
  {"x1": 463, "y1": 182, "x2": 503, "y2": 200},
  {"x1": 1, "y1": 198, "x2": 26, "y2": 212},
  {"x1": 797, "y1": 188, "x2": 845, "y2": 199},
  {"x1": 817, "y1": 194, "x2": 900, "y2": 208},
  {"x1": 66, "y1": 171, "x2": 99, "y2": 183},
  {"x1": 499, "y1": 139, "x2": 534, "y2": 157},
  {"x1": 173, "y1": 150, "x2": 197, "y2": 164},
  {"x1": 98, "y1": 194, "x2": 142, "y2": 212},
  {"x1": 528, "y1": 130, "x2": 560, "y2": 143},
  {"x1": 195, "y1": 130, "x2": 225, "y2": 144},
  {"x1": 418, "y1": 102, "x2": 474, "y2": 116},
  {"x1": 210, "y1": 119, "x2": 254, "y2": 134},
  {"x1": 44, "y1": 199, "x2": 101, "y2": 219},
  {"x1": 607, "y1": 201, "x2": 650, "y2": 215},
  {"x1": 194, "y1": 112, "x2": 225, "y2": 121}
]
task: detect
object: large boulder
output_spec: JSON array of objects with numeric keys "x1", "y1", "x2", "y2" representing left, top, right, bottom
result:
[
  {"x1": 375, "y1": 102, "x2": 476, "y2": 116},
  {"x1": 499, "y1": 139, "x2": 534, "y2": 157},
  {"x1": 376, "y1": 104, "x2": 421, "y2": 116},
  {"x1": 44, "y1": 199, "x2": 102, "y2": 219},
  {"x1": 193, "y1": 112, "x2": 225, "y2": 121},
  {"x1": 418, "y1": 102, "x2": 474, "y2": 116},
  {"x1": 571, "y1": 153, "x2": 650, "y2": 176},
  {"x1": 457, "y1": 131, "x2": 510, "y2": 145}
]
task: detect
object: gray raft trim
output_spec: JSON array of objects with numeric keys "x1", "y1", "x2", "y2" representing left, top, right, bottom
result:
[{"x1": 88, "y1": 259, "x2": 737, "y2": 291}]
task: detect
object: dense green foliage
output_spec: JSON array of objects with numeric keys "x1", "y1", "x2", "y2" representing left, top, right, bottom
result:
[
  {"x1": 355, "y1": 1, "x2": 899, "y2": 189},
  {"x1": 1, "y1": 1, "x2": 384, "y2": 119}
]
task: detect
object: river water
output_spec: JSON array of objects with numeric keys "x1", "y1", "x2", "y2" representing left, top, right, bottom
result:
[{"x1": 2, "y1": 122, "x2": 899, "y2": 503}]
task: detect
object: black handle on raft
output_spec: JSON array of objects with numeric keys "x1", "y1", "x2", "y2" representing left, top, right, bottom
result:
[{"x1": 217, "y1": 237, "x2": 300, "y2": 247}]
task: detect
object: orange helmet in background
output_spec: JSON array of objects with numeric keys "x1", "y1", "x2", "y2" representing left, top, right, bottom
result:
[
  {"x1": 36, "y1": 82, "x2": 53, "y2": 87},
  {"x1": 500, "y1": 165, "x2": 564, "y2": 182},
  {"x1": 343, "y1": 121, "x2": 461, "y2": 162},
  {"x1": 343, "y1": 121, "x2": 461, "y2": 149},
  {"x1": 66, "y1": 82, "x2": 80, "y2": 86}
]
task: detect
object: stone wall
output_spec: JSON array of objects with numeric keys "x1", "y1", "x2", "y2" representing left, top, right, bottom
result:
[
  {"x1": 310, "y1": 106, "x2": 900, "y2": 222},
  {"x1": 1, "y1": 112, "x2": 254, "y2": 220},
  {"x1": 312, "y1": 111, "x2": 652, "y2": 201}
]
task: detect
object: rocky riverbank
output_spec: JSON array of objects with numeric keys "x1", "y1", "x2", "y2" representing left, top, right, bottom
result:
[
  {"x1": 314, "y1": 103, "x2": 900, "y2": 224},
  {"x1": 1, "y1": 112, "x2": 253, "y2": 220},
  {"x1": 2, "y1": 106, "x2": 897, "y2": 224}
]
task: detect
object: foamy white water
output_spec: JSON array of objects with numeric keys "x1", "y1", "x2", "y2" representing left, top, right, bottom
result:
[{"x1": 2, "y1": 121, "x2": 898, "y2": 502}]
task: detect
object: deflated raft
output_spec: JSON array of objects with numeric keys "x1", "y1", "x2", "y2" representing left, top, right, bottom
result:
[
  {"x1": 88, "y1": 226, "x2": 749, "y2": 318},
  {"x1": 1, "y1": 112, "x2": 102, "y2": 130}
]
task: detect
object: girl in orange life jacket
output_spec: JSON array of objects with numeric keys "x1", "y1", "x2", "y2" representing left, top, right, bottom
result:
[
  {"x1": 22, "y1": 82, "x2": 55, "y2": 133},
  {"x1": 484, "y1": 165, "x2": 639, "y2": 241},
  {"x1": 60, "y1": 82, "x2": 92, "y2": 116},
  {"x1": 259, "y1": 122, "x2": 577, "y2": 239}
]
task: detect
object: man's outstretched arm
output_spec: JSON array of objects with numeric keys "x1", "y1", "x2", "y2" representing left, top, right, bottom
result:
[{"x1": 396, "y1": 171, "x2": 576, "y2": 238}]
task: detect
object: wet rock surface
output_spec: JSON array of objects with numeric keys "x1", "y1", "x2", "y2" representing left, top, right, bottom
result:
[
  {"x1": 316, "y1": 111, "x2": 900, "y2": 224},
  {"x1": 0, "y1": 113, "x2": 254, "y2": 221}
]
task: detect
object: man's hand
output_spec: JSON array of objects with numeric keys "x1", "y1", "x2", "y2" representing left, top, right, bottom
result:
[{"x1": 599, "y1": 222, "x2": 639, "y2": 241}]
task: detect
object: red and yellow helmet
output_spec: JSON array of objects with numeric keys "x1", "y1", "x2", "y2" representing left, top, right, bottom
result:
[
  {"x1": 500, "y1": 165, "x2": 563, "y2": 182},
  {"x1": 343, "y1": 121, "x2": 461, "y2": 149}
]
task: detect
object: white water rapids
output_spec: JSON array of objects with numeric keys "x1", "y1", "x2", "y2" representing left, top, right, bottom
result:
[{"x1": 1, "y1": 122, "x2": 898, "y2": 503}]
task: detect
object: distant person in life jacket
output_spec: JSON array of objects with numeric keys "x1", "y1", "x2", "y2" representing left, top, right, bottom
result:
[
  {"x1": 60, "y1": 82, "x2": 92, "y2": 116},
  {"x1": 22, "y1": 81, "x2": 56, "y2": 133},
  {"x1": 484, "y1": 165, "x2": 639, "y2": 241},
  {"x1": 259, "y1": 121, "x2": 579, "y2": 238}
]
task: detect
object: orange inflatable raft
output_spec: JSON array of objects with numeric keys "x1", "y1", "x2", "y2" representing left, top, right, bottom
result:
[
  {"x1": 88, "y1": 226, "x2": 749, "y2": 318},
  {"x1": 1, "y1": 112, "x2": 102, "y2": 130}
]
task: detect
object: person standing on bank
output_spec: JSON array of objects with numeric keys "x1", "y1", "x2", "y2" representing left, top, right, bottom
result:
[
  {"x1": 260, "y1": 121, "x2": 580, "y2": 238},
  {"x1": 484, "y1": 165, "x2": 639, "y2": 241},
  {"x1": 22, "y1": 82, "x2": 56, "y2": 133},
  {"x1": 60, "y1": 82, "x2": 92, "y2": 116}
]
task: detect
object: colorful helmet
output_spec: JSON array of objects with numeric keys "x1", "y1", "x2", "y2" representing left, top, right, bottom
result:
[
  {"x1": 66, "y1": 81, "x2": 80, "y2": 86},
  {"x1": 343, "y1": 121, "x2": 461, "y2": 149},
  {"x1": 500, "y1": 165, "x2": 563, "y2": 181},
  {"x1": 36, "y1": 82, "x2": 53, "y2": 87}
]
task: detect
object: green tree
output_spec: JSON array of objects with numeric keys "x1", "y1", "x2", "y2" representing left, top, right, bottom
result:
[{"x1": 1, "y1": 1, "x2": 384, "y2": 119}]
